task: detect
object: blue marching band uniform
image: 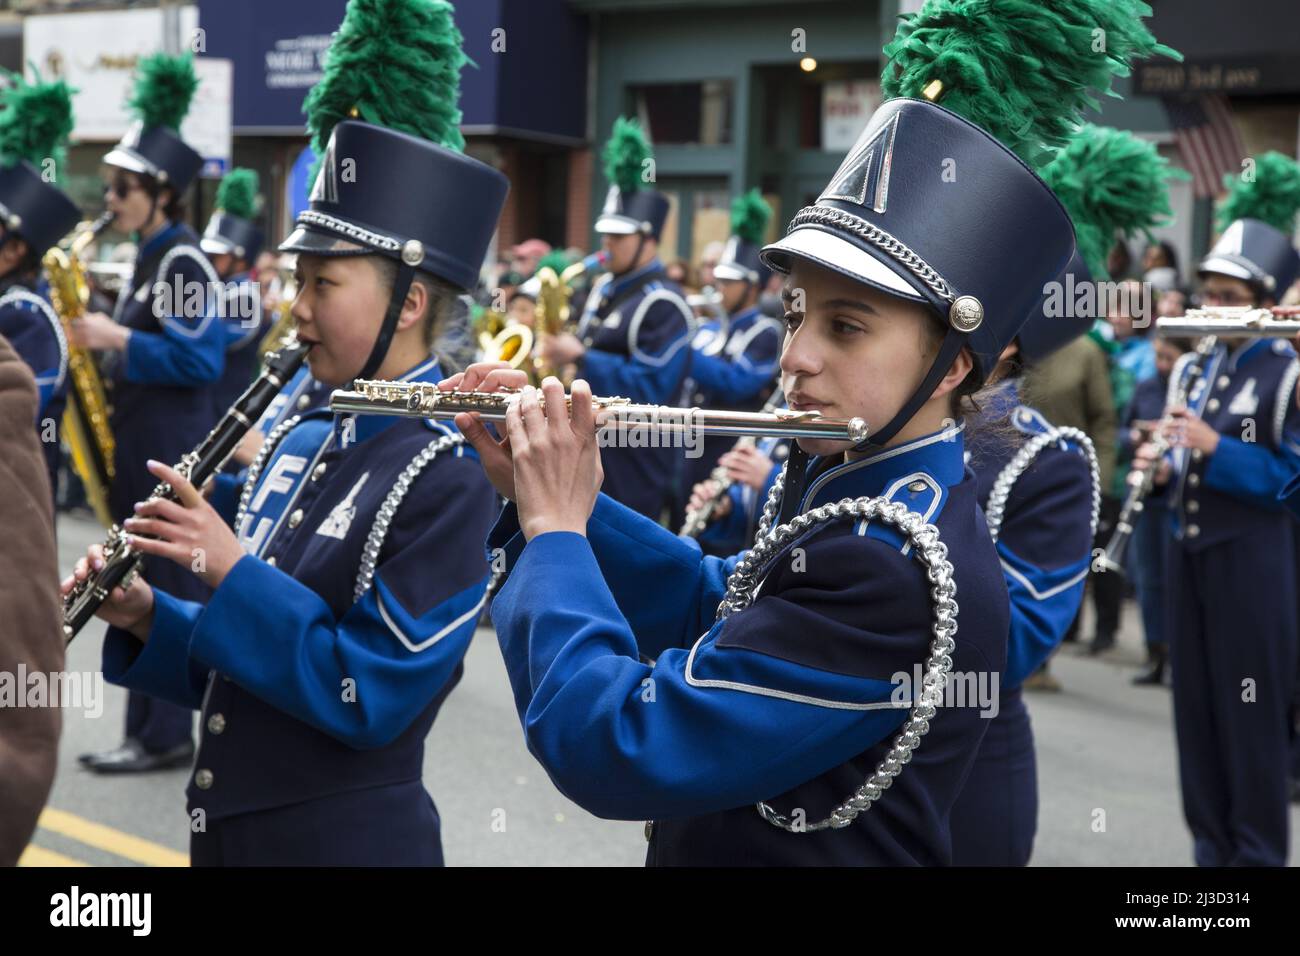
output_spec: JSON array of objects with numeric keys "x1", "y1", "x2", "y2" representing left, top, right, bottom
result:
[{"x1": 696, "y1": 435, "x2": 788, "y2": 556}]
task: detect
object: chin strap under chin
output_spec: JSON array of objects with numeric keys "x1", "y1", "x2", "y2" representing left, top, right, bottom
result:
[
  {"x1": 775, "y1": 328, "x2": 968, "y2": 526},
  {"x1": 354, "y1": 259, "x2": 417, "y2": 383}
]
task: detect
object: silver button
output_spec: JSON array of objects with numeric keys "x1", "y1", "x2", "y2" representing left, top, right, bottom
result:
[
  {"x1": 296, "y1": 394, "x2": 311, "y2": 410},
  {"x1": 206, "y1": 713, "x2": 226, "y2": 735},
  {"x1": 1207, "y1": 399, "x2": 1220, "y2": 413},
  {"x1": 644, "y1": 821, "x2": 654, "y2": 842},
  {"x1": 1186, "y1": 500, "x2": 1200, "y2": 514},
  {"x1": 312, "y1": 463, "x2": 327, "y2": 481},
  {"x1": 908, "y1": 480, "x2": 928, "y2": 493},
  {"x1": 1187, "y1": 524, "x2": 1200, "y2": 538},
  {"x1": 1188, "y1": 473, "x2": 1200, "y2": 487},
  {"x1": 1191, "y1": 449, "x2": 1204, "y2": 462},
  {"x1": 1217, "y1": 376, "x2": 1230, "y2": 390},
  {"x1": 288, "y1": 509, "x2": 303, "y2": 529},
  {"x1": 194, "y1": 769, "x2": 214, "y2": 790},
  {"x1": 266, "y1": 556, "x2": 277, "y2": 567}
]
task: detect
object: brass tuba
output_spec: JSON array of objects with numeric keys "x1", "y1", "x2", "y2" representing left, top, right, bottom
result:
[{"x1": 44, "y1": 212, "x2": 116, "y2": 527}]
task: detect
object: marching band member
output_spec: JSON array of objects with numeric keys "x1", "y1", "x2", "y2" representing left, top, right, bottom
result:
[
  {"x1": 950, "y1": 125, "x2": 1182, "y2": 865},
  {"x1": 1136, "y1": 151, "x2": 1300, "y2": 865},
  {"x1": 678, "y1": 189, "x2": 783, "y2": 517},
  {"x1": 540, "y1": 117, "x2": 694, "y2": 520},
  {"x1": 72, "y1": 53, "x2": 225, "y2": 774},
  {"x1": 63, "y1": 0, "x2": 507, "y2": 865},
  {"x1": 687, "y1": 436, "x2": 788, "y2": 556},
  {"x1": 0, "y1": 72, "x2": 83, "y2": 498},
  {"x1": 449, "y1": 0, "x2": 1168, "y2": 865},
  {"x1": 199, "y1": 167, "x2": 271, "y2": 414}
]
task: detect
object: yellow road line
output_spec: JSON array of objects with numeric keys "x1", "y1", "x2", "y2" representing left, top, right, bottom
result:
[
  {"x1": 37, "y1": 808, "x2": 189, "y2": 867},
  {"x1": 19, "y1": 844, "x2": 89, "y2": 867}
]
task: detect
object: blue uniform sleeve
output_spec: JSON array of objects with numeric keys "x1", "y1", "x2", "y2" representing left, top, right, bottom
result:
[
  {"x1": 689, "y1": 319, "x2": 782, "y2": 405},
  {"x1": 0, "y1": 300, "x2": 64, "y2": 419},
  {"x1": 491, "y1": 526, "x2": 949, "y2": 820},
  {"x1": 176, "y1": 451, "x2": 495, "y2": 749},
  {"x1": 1203, "y1": 436, "x2": 1296, "y2": 511},
  {"x1": 100, "y1": 588, "x2": 211, "y2": 710},
  {"x1": 124, "y1": 249, "x2": 225, "y2": 386},
  {"x1": 697, "y1": 481, "x2": 751, "y2": 552},
  {"x1": 580, "y1": 293, "x2": 693, "y2": 404},
  {"x1": 993, "y1": 443, "x2": 1094, "y2": 687}
]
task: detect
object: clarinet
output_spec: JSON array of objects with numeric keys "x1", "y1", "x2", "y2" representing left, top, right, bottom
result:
[
  {"x1": 680, "y1": 390, "x2": 785, "y2": 538},
  {"x1": 62, "y1": 335, "x2": 312, "y2": 642},
  {"x1": 1098, "y1": 334, "x2": 1218, "y2": 574}
]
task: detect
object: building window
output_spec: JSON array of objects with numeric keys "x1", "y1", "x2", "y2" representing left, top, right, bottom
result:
[{"x1": 630, "y1": 81, "x2": 733, "y2": 145}]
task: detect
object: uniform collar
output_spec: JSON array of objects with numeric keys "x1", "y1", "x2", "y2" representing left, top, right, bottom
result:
[
  {"x1": 333, "y1": 354, "x2": 443, "y2": 446},
  {"x1": 1226, "y1": 337, "x2": 1274, "y2": 372},
  {"x1": 137, "y1": 220, "x2": 184, "y2": 260},
  {"x1": 798, "y1": 420, "x2": 966, "y2": 512},
  {"x1": 606, "y1": 257, "x2": 662, "y2": 296},
  {"x1": 729, "y1": 304, "x2": 763, "y2": 326}
]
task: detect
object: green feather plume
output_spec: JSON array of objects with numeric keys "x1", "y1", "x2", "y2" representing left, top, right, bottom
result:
[
  {"x1": 602, "y1": 117, "x2": 653, "y2": 194},
  {"x1": 216, "y1": 168, "x2": 260, "y2": 220},
  {"x1": 0, "y1": 69, "x2": 75, "y2": 168},
  {"x1": 882, "y1": 0, "x2": 1180, "y2": 165},
  {"x1": 304, "y1": 0, "x2": 467, "y2": 160},
  {"x1": 535, "y1": 249, "x2": 573, "y2": 276},
  {"x1": 1039, "y1": 124, "x2": 1187, "y2": 278},
  {"x1": 731, "y1": 189, "x2": 771, "y2": 245},
  {"x1": 1216, "y1": 151, "x2": 1300, "y2": 235},
  {"x1": 127, "y1": 52, "x2": 197, "y2": 131}
]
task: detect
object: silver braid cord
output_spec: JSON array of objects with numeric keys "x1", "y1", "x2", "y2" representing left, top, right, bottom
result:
[
  {"x1": 354, "y1": 434, "x2": 463, "y2": 602},
  {"x1": 752, "y1": 459, "x2": 789, "y2": 543},
  {"x1": 233, "y1": 414, "x2": 302, "y2": 537},
  {"x1": 984, "y1": 426, "x2": 1101, "y2": 542},
  {"x1": 714, "y1": 495, "x2": 958, "y2": 832}
]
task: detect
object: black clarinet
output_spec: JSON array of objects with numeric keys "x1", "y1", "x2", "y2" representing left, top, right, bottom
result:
[{"x1": 63, "y1": 335, "x2": 312, "y2": 643}]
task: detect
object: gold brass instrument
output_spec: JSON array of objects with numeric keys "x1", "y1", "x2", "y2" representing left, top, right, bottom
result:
[
  {"x1": 532, "y1": 252, "x2": 607, "y2": 383},
  {"x1": 1099, "y1": 334, "x2": 1219, "y2": 574},
  {"x1": 258, "y1": 270, "x2": 299, "y2": 358},
  {"x1": 330, "y1": 380, "x2": 869, "y2": 444},
  {"x1": 1156, "y1": 306, "x2": 1300, "y2": 339},
  {"x1": 481, "y1": 321, "x2": 534, "y2": 370},
  {"x1": 680, "y1": 390, "x2": 785, "y2": 537},
  {"x1": 44, "y1": 212, "x2": 116, "y2": 527}
]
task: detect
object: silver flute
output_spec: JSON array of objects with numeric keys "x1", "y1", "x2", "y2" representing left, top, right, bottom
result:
[
  {"x1": 329, "y1": 380, "x2": 871, "y2": 443},
  {"x1": 1156, "y1": 306, "x2": 1300, "y2": 338}
]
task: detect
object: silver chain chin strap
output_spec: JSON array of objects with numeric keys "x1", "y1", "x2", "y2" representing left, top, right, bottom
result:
[
  {"x1": 354, "y1": 434, "x2": 463, "y2": 602},
  {"x1": 984, "y1": 426, "x2": 1101, "y2": 542},
  {"x1": 715, "y1": 495, "x2": 959, "y2": 832},
  {"x1": 233, "y1": 414, "x2": 302, "y2": 535}
]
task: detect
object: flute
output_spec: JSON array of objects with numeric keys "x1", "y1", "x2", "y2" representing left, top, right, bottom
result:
[
  {"x1": 1156, "y1": 306, "x2": 1300, "y2": 338},
  {"x1": 329, "y1": 380, "x2": 871, "y2": 443}
]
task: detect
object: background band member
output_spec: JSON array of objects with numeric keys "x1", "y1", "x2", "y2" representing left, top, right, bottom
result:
[
  {"x1": 73, "y1": 53, "x2": 224, "y2": 774},
  {"x1": 1137, "y1": 151, "x2": 1300, "y2": 865},
  {"x1": 540, "y1": 117, "x2": 694, "y2": 520},
  {"x1": 451, "y1": 0, "x2": 1168, "y2": 866},
  {"x1": 0, "y1": 72, "x2": 83, "y2": 500},
  {"x1": 64, "y1": 0, "x2": 507, "y2": 866},
  {"x1": 200, "y1": 167, "x2": 270, "y2": 414}
]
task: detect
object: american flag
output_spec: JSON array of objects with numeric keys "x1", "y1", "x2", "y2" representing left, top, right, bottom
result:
[{"x1": 1162, "y1": 94, "x2": 1246, "y2": 199}]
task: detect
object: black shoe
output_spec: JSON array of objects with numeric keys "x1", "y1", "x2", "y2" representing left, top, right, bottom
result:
[
  {"x1": 1132, "y1": 666, "x2": 1164, "y2": 685},
  {"x1": 1088, "y1": 634, "x2": 1116, "y2": 656},
  {"x1": 83, "y1": 739, "x2": 195, "y2": 774},
  {"x1": 78, "y1": 737, "x2": 143, "y2": 767}
]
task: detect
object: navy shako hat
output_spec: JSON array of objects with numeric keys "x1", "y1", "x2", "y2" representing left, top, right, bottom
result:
[
  {"x1": 762, "y1": 97, "x2": 1075, "y2": 383},
  {"x1": 201, "y1": 211, "x2": 263, "y2": 263},
  {"x1": 1199, "y1": 218, "x2": 1300, "y2": 300},
  {"x1": 280, "y1": 120, "x2": 507, "y2": 293},
  {"x1": 595, "y1": 186, "x2": 670, "y2": 239},
  {"x1": 714, "y1": 235, "x2": 771, "y2": 286},
  {"x1": 103, "y1": 122, "x2": 203, "y2": 195},
  {"x1": 0, "y1": 160, "x2": 81, "y2": 255},
  {"x1": 1018, "y1": 251, "x2": 1095, "y2": 364}
]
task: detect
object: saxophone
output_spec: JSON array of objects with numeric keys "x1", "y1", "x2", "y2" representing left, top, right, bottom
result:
[
  {"x1": 44, "y1": 212, "x2": 116, "y2": 527},
  {"x1": 62, "y1": 334, "x2": 312, "y2": 642},
  {"x1": 532, "y1": 252, "x2": 606, "y2": 384}
]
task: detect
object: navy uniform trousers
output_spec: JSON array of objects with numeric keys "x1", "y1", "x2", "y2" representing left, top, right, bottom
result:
[
  {"x1": 950, "y1": 387, "x2": 1095, "y2": 866},
  {"x1": 1166, "y1": 339, "x2": 1299, "y2": 866},
  {"x1": 106, "y1": 221, "x2": 226, "y2": 754}
]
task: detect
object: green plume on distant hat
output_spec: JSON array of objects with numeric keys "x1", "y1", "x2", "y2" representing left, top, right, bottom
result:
[
  {"x1": 1216, "y1": 151, "x2": 1300, "y2": 236},
  {"x1": 0, "y1": 68, "x2": 75, "y2": 169},
  {"x1": 602, "y1": 117, "x2": 653, "y2": 194},
  {"x1": 304, "y1": 0, "x2": 468, "y2": 160},
  {"x1": 127, "y1": 52, "x2": 198, "y2": 131},
  {"x1": 731, "y1": 189, "x2": 771, "y2": 245},
  {"x1": 536, "y1": 249, "x2": 574, "y2": 276},
  {"x1": 882, "y1": 0, "x2": 1179, "y2": 166},
  {"x1": 1039, "y1": 124, "x2": 1187, "y2": 278},
  {"x1": 215, "y1": 167, "x2": 260, "y2": 219}
]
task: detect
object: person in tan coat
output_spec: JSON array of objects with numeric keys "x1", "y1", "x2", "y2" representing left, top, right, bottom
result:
[{"x1": 0, "y1": 333, "x2": 62, "y2": 865}]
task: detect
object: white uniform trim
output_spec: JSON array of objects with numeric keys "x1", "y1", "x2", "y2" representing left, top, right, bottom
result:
[
  {"x1": 1273, "y1": 357, "x2": 1300, "y2": 447},
  {"x1": 156, "y1": 245, "x2": 220, "y2": 340},
  {"x1": 800, "y1": 420, "x2": 965, "y2": 508},
  {"x1": 377, "y1": 586, "x2": 487, "y2": 653},
  {"x1": 727, "y1": 316, "x2": 783, "y2": 373},
  {"x1": 0, "y1": 289, "x2": 67, "y2": 388},
  {"x1": 626, "y1": 288, "x2": 697, "y2": 366},
  {"x1": 856, "y1": 472, "x2": 942, "y2": 556},
  {"x1": 1000, "y1": 560, "x2": 1091, "y2": 601}
]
